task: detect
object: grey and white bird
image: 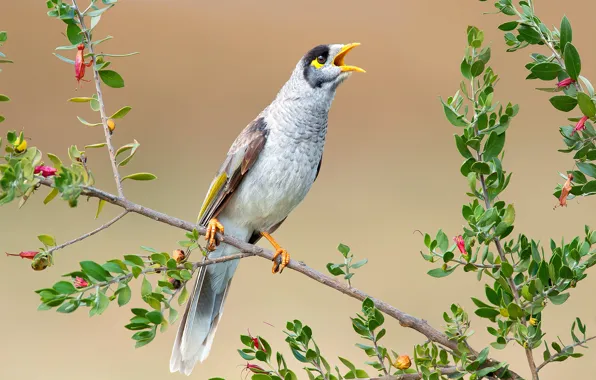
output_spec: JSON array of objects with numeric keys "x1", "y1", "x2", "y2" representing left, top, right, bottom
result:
[{"x1": 170, "y1": 43, "x2": 364, "y2": 375}]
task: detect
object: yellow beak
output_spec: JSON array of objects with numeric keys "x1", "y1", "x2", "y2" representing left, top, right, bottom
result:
[{"x1": 333, "y1": 43, "x2": 365, "y2": 73}]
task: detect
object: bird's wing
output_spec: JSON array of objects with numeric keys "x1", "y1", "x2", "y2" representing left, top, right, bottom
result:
[{"x1": 197, "y1": 117, "x2": 268, "y2": 226}]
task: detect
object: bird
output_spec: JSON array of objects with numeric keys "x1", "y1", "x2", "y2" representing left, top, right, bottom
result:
[{"x1": 169, "y1": 43, "x2": 364, "y2": 375}]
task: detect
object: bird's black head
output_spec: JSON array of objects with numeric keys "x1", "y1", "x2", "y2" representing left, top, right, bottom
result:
[{"x1": 300, "y1": 43, "x2": 365, "y2": 90}]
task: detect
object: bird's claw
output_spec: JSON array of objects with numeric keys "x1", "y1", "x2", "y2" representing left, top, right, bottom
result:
[
  {"x1": 271, "y1": 248, "x2": 290, "y2": 274},
  {"x1": 205, "y1": 218, "x2": 224, "y2": 251}
]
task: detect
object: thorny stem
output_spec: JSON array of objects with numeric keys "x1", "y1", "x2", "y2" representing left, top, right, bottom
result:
[
  {"x1": 47, "y1": 211, "x2": 128, "y2": 255},
  {"x1": 469, "y1": 47, "x2": 539, "y2": 380},
  {"x1": 38, "y1": 177, "x2": 520, "y2": 380},
  {"x1": 72, "y1": 0, "x2": 125, "y2": 198},
  {"x1": 535, "y1": 335, "x2": 596, "y2": 372}
]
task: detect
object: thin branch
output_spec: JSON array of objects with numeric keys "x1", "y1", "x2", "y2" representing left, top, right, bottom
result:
[
  {"x1": 536, "y1": 336, "x2": 596, "y2": 372},
  {"x1": 72, "y1": 0, "x2": 125, "y2": 198},
  {"x1": 47, "y1": 210, "x2": 128, "y2": 254},
  {"x1": 367, "y1": 366, "x2": 460, "y2": 380},
  {"x1": 371, "y1": 336, "x2": 389, "y2": 376},
  {"x1": 37, "y1": 178, "x2": 521, "y2": 379}
]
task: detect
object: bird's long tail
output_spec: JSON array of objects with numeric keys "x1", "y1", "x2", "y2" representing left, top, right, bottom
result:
[{"x1": 169, "y1": 241, "x2": 240, "y2": 375}]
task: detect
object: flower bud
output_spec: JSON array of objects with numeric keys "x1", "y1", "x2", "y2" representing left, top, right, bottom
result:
[
  {"x1": 453, "y1": 235, "x2": 468, "y2": 256},
  {"x1": 73, "y1": 276, "x2": 89, "y2": 288},
  {"x1": 173, "y1": 249, "x2": 186, "y2": 263},
  {"x1": 14, "y1": 137, "x2": 27, "y2": 153},
  {"x1": 572, "y1": 115, "x2": 589, "y2": 136},
  {"x1": 556, "y1": 77, "x2": 576, "y2": 89},
  {"x1": 107, "y1": 119, "x2": 116, "y2": 133},
  {"x1": 394, "y1": 354, "x2": 411, "y2": 370},
  {"x1": 34, "y1": 165, "x2": 58, "y2": 178}
]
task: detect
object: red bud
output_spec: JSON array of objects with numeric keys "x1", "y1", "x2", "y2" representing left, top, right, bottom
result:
[{"x1": 6, "y1": 251, "x2": 38, "y2": 260}]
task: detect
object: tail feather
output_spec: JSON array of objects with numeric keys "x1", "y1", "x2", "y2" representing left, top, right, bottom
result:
[{"x1": 170, "y1": 243, "x2": 239, "y2": 375}]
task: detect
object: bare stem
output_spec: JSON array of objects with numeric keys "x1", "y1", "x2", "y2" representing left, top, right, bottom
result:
[
  {"x1": 72, "y1": 0, "x2": 125, "y2": 198},
  {"x1": 47, "y1": 211, "x2": 128, "y2": 255},
  {"x1": 37, "y1": 178, "x2": 520, "y2": 379},
  {"x1": 536, "y1": 335, "x2": 596, "y2": 372},
  {"x1": 372, "y1": 335, "x2": 389, "y2": 376}
]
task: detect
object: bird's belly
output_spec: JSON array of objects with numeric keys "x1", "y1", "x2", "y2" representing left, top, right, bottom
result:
[{"x1": 224, "y1": 145, "x2": 320, "y2": 232}]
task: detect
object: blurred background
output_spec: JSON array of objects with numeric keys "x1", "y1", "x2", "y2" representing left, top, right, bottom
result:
[{"x1": 1, "y1": 1, "x2": 595, "y2": 379}]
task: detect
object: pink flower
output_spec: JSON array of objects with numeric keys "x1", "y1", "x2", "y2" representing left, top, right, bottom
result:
[
  {"x1": 571, "y1": 116, "x2": 589, "y2": 136},
  {"x1": 6, "y1": 251, "x2": 38, "y2": 260},
  {"x1": 34, "y1": 165, "x2": 57, "y2": 178},
  {"x1": 453, "y1": 235, "x2": 468, "y2": 256},
  {"x1": 73, "y1": 277, "x2": 89, "y2": 288},
  {"x1": 556, "y1": 77, "x2": 576, "y2": 89}
]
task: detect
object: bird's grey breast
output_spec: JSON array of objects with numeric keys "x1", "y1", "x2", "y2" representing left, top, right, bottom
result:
[{"x1": 227, "y1": 108, "x2": 327, "y2": 231}]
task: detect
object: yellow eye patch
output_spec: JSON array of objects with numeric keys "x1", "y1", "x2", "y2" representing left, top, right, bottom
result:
[{"x1": 311, "y1": 58, "x2": 325, "y2": 69}]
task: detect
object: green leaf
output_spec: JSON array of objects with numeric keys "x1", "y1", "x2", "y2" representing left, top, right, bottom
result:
[
  {"x1": 110, "y1": 106, "x2": 132, "y2": 119},
  {"x1": 53, "y1": 53, "x2": 75, "y2": 65},
  {"x1": 124, "y1": 254, "x2": 145, "y2": 266},
  {"x1": 576, "y1": 93, "x2": 596, "y2": 117},
  {"x1": 38, "y1": 234, "x2": 56, "y2": 247},
  {"x1": 501, "y1": 262, "x2": 514, "y2": 278},
  {"x1": 471, "y1": 61, "x2": 485, "y2": 77},
  {"x1": 498, "y1": 21, "x2": 518, "y2": 31},
  {"x1": 326, "y1": 263, "x2": 345, "y2": 276},
  {"x1": 427, "y1": 266, "x2": 456, "y2": 278},
  {"x1": 577, "y1": 162, "x2": 596, "y2": 178},
  {"x1": 475, "y1": 308, "x2": 500, "y2": 320},
  {"x1": 483, "y1": 132, "x2": 505, "y2": 161},
  {"x1": 564, "y1": 43, "x2": 581, "y2": 80},
  {"x1": 441, "y1": 99, "x2": 467, "y2": 127},
  {"x1": 53, "y1": 281, "x2": 77, "y2": 295},
  {"x1": 122, "y1": 172, "x2": 157, "y2": 181},
  {"x1": 560, "y1": 16, "x2": 572, "y2": 53},
  {"x1": 530, "y1": 62, "x2": 562, "y2": 80},
  {"x1": 337, "y1": 243, "x2": 350, "y2": 257},
  {"x1": 118, "y1": 285, "x2": 132, "y2": 306},
  {"x1": 80, "y1": 261, "x2": 111, "y2": 282},
  {"x1": 77, "y1": 116, "x2": 102, "y2": 127},
  {"x1": 549, "y1": 293, "x2": 570, "y2": 305},
  {"x1": 178, "y1": 286, "x2": 189, "y2": 306},
  {"x1": 351, "y1": 259, "x2": 368, "y2": 269},
  {"x1": 471, "y1": 162, "x2": 491, "y2": 175},
  {"x1": 85, "y1": 142, "x2": 107, "y2": 149},
  {"x1": 146, "y1": 311, "x2": 163, "y2": 324},
  {"x1": 454, "y1": 135, "x2": 473, "y2": 159},
  {"x1": 68, "y1": 97, "x2": 94, "y2": 103},
  {"x1": 549, "y1": 95, "x2": 577, "y2": 112},
  {"x1": 559, "y1": 265, "x2": 573, "y2": 279},
  {"x1": 47, "y1": 153, "x2": 63, "y2": 168},
  {"x1": 86, "y1": 5, "x2": 114, "y2": 17},
  {"x1": 0, "y1": 94, "x2": 10, "y2": 102},
  {"x1": 503, "y1": 204, "x2": 515, "y2": 225},
  {"x1": 538, "y1": 261, "x2": 550, "y2": 287},
  {"x1": 95, "y1": 199, "x2": 106, "y2": 219},
  {"x1": 99, "y1": 70, "x2": 124, "y2": 88},
  {"x1": 66, "y1": 24, "x2": 83, "y2": 45},
  {"x1": 141, "y1": 277, "x2": 152, "y2": 297},
  {"x1": 507, "y1": 303, "x2": 523, "y2": 319},
  {"x1": 43, "y1": 188, "x2": 59, "y2": 205},
  {"x1": 582, "y1": 181, "x2": 596, "y2": 194},
  {"x1": 116, "y1": 140, "x2": 140, "y2": 167},
  {"x1": 91, "y1": 290, "x2": 110, "y2": 316}
]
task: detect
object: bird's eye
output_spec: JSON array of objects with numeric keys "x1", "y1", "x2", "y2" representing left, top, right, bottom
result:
[{"x1": 316, "y1": 56, "x2": 326, "y2": 65}]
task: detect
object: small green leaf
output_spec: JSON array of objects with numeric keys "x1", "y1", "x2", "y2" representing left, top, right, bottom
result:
[
  {"x1": 43, "y1": 188, "x2": 59, "y2": 205},
  {"x1": 0, "y1": 94, "x2": 10, "y2": 102},
  {"x1": 427, "y1": 266, "x2": 456, "y2": 278},
  {"x1": 95, "y1": 199, "x2": 106, "y2": 219},
  {"x1": 337, "y1": 243, "x2": 350, "y2": 257},
  {"x1": 471, "y1": 162, "x2": 491, "y2": 175},
  {"x1": 577, "y1": 93, "x2": 595, "y2": 117},
  {"x1": 498, "y1": 21, "x2": 518, "y2": 31},
  {"x1": 530, "y1": 62, "x2": 562, "y2": 80},
  {"x1": 110, "y1": 106, "x2": 132, "y2": 119},
  {"x1": 178, "y1": 286, "x2": 189, "y2": 306},
  {"x1": 564, "y1": 43, "x2": 581, "y2": 80},
  {"x1": 549, "y1": 293, "x2": 570, "y2": 305},
  {"x1": 501, "y1": 262, "x2": 514, "y2": 277},
  {"x1": 53, "y1": 281, "x2": 77, "y2": 295},
  {"x1": 68, "y1": 97, "x2": 94, "y2": 103},
  {"x1": 66, "y1": 24, "x2": 83, "y2": 45},
  {"x1": 77, "y1": 116, "x2": 102, "y2": 127},
  {"x1": 80, "y1": 261, "x2": 111, "y2": 282},
  {"x1": 455, "y1": 134, "x2": 473, "y2": 159},
  {"x1": 475, "y1": 308, "x2": 500, "y2": 320},
  {"x1": 99, "y1": 70, "x2": 124, "y2": 88},
  {"x1": 549, "y1": 95, "x2": 577, "y2": 112},
  {"x1": 560, "y1": 16, "x2": 572, "y2": 53},
  {"x1": 141, "y1": 277, "x2": 152, "y2": 297},
  {"x1": 507, "y1": 303, "x2": 523, "y2": 319},
  {"x1": 118, "y1": 285, "x2": 132, "y2": 306},
  {"x1": 471, "y1": 61, "x2": 485, "y2": 77},
  {"x1": 122, "y1": 172, "x2": 157, "y2": 181},
  {"x1": 38, "y1": 234, "x2": 56, "y2": 247},
  {"x1": 441, "y1": 99, "x2": 468, "y2": 127},
  {"x1": 483, "y1": 132, "x2": 505, "y2": 161},
  {"x1": 85, "y1": 142, "x2": 107, "y2": 149},
  {"x1": 53, "y1": 53, "x2": 75, "y2": 65}
]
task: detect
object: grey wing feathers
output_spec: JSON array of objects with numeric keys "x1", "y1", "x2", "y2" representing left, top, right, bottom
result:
[{"x1": 197, "y1": 117, "x2": 268, "y2": 226}]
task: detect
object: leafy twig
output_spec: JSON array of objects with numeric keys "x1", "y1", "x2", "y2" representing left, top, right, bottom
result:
[{"x1": 536, "y1": 336, "x2": 596, "y2": 372}]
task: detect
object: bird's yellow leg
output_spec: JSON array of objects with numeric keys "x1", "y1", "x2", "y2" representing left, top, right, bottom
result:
[
  {"x1": 205, "y1": 218, "x2": 225, "y2": 251},
  {"x1": 261, "y1": 232, "x2": 290, "y2": 274}
]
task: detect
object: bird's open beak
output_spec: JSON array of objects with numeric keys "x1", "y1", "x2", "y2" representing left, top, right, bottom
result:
[{"x1": 333, "y1": 43, "x2": 365, "y2": 73}]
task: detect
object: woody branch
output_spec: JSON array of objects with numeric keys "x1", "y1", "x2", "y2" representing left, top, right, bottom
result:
[{"x1": 38, "y1": 178, "x2": 520, "y2": 379}]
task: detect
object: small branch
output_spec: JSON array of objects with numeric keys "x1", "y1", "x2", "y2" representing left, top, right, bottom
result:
[
  {"x1": 72, "y1": 0, "x2": 125, "y2": 198},
  {"x1": 367, "y1": 366, "x2": 460, "y2": 380},
  {"x1": 452, "y1": 259, "x2": 500, "y2": 269},
  {"x1": 37, "y1": 178, "x2": 521, "y2": 379},
  {"x1": 371, "y1": 336, "x2": 389, "y2": 376},
  {"x1": 536, "y1": 335, "x2": 596, "y2": 372},
  {"x1": 47, "y1": 211, "x2": 128, "y2": 255}
]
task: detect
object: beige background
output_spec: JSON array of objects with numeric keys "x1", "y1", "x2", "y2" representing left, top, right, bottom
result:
[{"x1": 1, "y1": 1, "x2": 595, "y2": 379}]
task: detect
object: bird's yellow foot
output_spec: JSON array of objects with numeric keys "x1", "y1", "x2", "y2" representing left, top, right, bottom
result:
[
  {"x1": 205, "y1": 218, "x2": 224, "y2": 251},
  {"x1": 261, "y1": 232, "x2": 290, "y2": 274}
]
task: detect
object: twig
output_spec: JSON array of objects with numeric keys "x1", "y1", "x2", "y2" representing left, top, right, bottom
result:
[
  {"x1": 47, "y1": 211, "x2": 128, "y2": 254},
  {"x1": 372, "y1": 337, "x2": 389, "y2": 376},
  {"x1": 535, "y1": 336, "x2": 596, "y2": 372},
  {"x1": 37, "y1": 177, "x2": 521, "y2": 380},
  {"x1": 72, "y1": 0, "x2": 125, "y2": 198},
  {"x1": 366, "y1": 366, "x2": 460, "y2": 380}
]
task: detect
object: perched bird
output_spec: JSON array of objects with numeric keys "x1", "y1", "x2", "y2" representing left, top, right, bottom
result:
[{"x1": 170, "y1": 43, "x2": 364, "y2": 375}]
